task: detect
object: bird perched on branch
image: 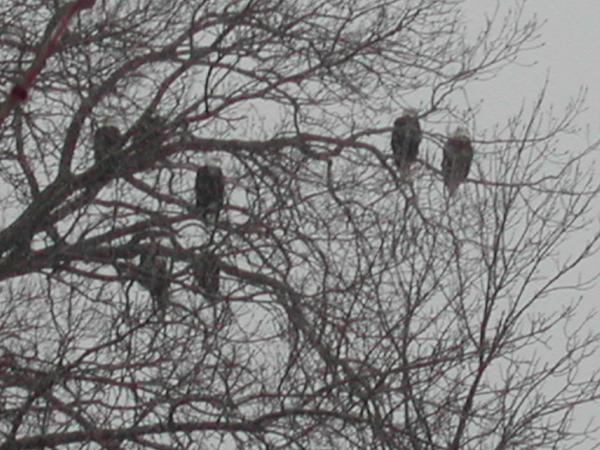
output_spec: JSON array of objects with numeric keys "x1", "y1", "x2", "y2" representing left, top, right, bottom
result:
[
  {"x1": 391, "y1": 109, "x2": 422, "y2": 175},
  {"x1": 442, "y1": 127, "x2": 473, "y2": 197},
  {"x1": 133, "y1": 113, "x2": 167, "y2": 154},
  {"x1": 135, "y1": 235, "x2": 170, "y2": 317},
  {"x1": 93, "y1": 118, "x2": 122, "y2": 170},
  {"x1": 192, "y1": 251, "x2": 221, "y2": 299},
  {"x1": 195, "y1": 155, "x2": 225, "y2": 224}
]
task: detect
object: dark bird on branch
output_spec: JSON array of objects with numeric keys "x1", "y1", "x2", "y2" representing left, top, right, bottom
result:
[
  {"x1": 192, "y1": 251, "x2": 220, "y2": 299},
  {"x1": 135, "y1": 237, "x2": 170, "y2": 317},
  {"x1": 133, "y1": 114, "x2": 167, "y2": 154},
  {"x1": 93, "y1": 119, "x2": 122, "y2": 170},
  {"x1": 195, "y1": 156, "x2": 225, "y2": 224},
  {"x1": 442, "y1": 127, "x2": 473, "y2": 197},
  {"x1": 391, "y1": 108, "x2": 422, "y2": 175}
]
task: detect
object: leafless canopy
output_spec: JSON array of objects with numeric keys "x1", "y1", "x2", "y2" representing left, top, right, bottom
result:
[{"x1": 0, "y1": 0, "x2": 599, "y2": 449}]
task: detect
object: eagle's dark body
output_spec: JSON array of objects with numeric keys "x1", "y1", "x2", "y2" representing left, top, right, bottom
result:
[
  {"x1": 391, "y1": 113, "x2": 422, "y2": 173},
  {"x1": 193, "y1": 252, "x2": 220, "y2": 297},
  {"x1": 133, "y1": 115, "x2": 167, "y2": 153},
  {"x1": 137, "y1": 242, "x2": 170, "y2": 316},
  {"x1": 195, "y1": 165, "x2": 225, "y2": 223},
  {"x1": 442, "y1": 131, "x2": 473, "y2": 197},
  {"x1": 93, "y1": 125, "x2": 122, "y2": 168}
]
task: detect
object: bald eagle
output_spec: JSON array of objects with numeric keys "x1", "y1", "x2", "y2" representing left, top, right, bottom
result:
[
  {"x1": 391, "y1": 109, "x2": 422, "y2": 173},
  {"x1": 195, "y1": 164, "x2": 224, "y2": 223},
  {"x1": 93, "y1": 121, "x2": 122, "y2": 168},
  {"x1": 442, "y1": 128, "x2": 473, "y2": 197},
  {"x1": 193, "y1": 252, "x2": 220, "y2": 298},
  {"x1": 133, "y1": 114, "x2": 167, "y2": 153},
  {"x1": 136, "y1": 240, "x2": 170, "y2": 316}
]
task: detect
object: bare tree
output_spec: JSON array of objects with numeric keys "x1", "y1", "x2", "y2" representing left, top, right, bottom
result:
[{"x1": 0, "y1": 0, "x2": 599, "y2": 449}]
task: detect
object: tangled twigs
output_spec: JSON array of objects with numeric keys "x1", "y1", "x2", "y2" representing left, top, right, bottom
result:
[{"x1": 0, "y1": 0, "x2": 96, "y2": 122}]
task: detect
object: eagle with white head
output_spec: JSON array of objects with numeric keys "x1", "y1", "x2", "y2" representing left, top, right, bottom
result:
[{"x1": 442, "y1": 127, "x2": 473, "y2": 197}]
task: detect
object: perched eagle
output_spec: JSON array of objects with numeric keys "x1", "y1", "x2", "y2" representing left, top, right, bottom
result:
[
  {"x1": 391, "y1": 109, "x2": 422, "y2": 173},
  {"x1": 193, "y1": 251, "x2": 220, "y2": 298},
  {"x1": 195, "y1": 160, "x2": 225, "y2": 223},
  {"x1": 133, "y1": 114, "x2": 167, "y2": 153},
  {"x1": 136, "y1": 239, "x2": 170, "y2": 316},
  {"x1": 93, "y1": 119, "x2": 122, "y2": 168},
  {"x1": 442, "y1": 127, "x2": 473, "y2": 197}
]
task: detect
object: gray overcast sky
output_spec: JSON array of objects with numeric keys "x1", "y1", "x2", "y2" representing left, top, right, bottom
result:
[
  {"x1": 526, "y1": 0, "x2": 600, "y2": 130},
  {"x1": 465, "y1": 2, "x2": 600, "y2": 444},
  {"x1": 465, "y1": 1, "x2": 600, "y2": 133}
]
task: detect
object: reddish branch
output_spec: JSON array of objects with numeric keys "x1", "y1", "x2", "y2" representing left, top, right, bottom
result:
[{"x1": 0, "y1": 0, "x2": 95, "y2": 122}]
